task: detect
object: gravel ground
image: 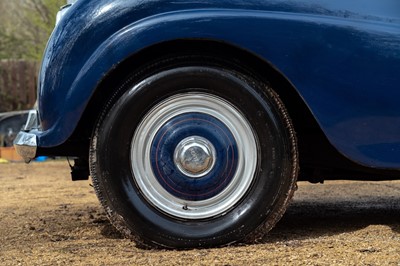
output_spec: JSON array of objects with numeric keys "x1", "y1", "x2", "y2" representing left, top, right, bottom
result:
[{"x1": 0, "y1": 160, "x2": 399, "y2": 265}]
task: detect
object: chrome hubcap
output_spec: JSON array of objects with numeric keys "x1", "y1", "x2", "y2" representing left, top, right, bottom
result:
[
  {"x1": 131, "y1": 93, "x2": 257, "y2": 219},
  {"x1": 174, "y1": 136, "x2": 216, "y2": 178}
]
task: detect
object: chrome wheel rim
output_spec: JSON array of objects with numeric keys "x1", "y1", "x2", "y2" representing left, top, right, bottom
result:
[{"x1": 131, "y1": 93, "x2": 257, "y2": 219}]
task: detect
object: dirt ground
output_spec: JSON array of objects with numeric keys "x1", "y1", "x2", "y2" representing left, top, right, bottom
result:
[{"x1": 1, "y1": 160, "x2": 399, "y2": 265}]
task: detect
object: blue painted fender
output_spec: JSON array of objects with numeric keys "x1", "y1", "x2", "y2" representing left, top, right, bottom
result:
[{"x1": 37, "y1": 0, "x2": 400, "y2": 168}]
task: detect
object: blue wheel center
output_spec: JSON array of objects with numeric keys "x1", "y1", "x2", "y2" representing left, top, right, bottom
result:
[{"x1": 150, "y1": 112, "x2": 238, "y2": 201}]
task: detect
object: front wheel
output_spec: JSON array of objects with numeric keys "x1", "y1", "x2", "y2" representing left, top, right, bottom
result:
[{"x1": 90, "y1": 65, "x2": 298, "y2": 248}]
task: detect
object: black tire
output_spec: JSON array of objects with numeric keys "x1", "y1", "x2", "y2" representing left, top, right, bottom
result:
[{"x1": 90, "y1": 63, "x2": 298, "y2": 249}]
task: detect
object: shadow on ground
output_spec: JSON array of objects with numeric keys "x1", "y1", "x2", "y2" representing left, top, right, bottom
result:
[
  {"x1": 264, "y1": 197, "x2": 400, "y2": 243},
  {"x1": 93, "y1": 195, "x2": 400, "y2": 245}
]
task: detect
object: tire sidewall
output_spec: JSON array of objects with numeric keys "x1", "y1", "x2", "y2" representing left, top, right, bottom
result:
[{"x1": 94, "y1": 66, "x2": 294, "y2": 248}]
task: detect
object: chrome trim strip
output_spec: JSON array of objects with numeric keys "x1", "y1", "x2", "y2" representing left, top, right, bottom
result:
[
  {"x1": 56, "y1": 4, "x2": 72, "y2": 25},
  {"x1": 23, "y1": 110, "x2": 39, "y2": 131}
]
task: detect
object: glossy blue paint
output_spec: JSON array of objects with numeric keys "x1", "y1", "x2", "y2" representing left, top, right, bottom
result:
[
  {"x1": 36, "y1": 0, "x2": 400, "y2": 168},
  {"x1": 150, "y1": 113, "x2": 238, "y2": 201}
]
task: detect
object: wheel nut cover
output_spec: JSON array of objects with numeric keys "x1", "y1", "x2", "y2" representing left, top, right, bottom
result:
[{"x1": 150, "y1": 113, "x2": 238, "y2": 201}]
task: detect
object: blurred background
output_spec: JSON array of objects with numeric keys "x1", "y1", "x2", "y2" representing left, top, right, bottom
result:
[
  {"x1": 0, "y1": 0, "x2": 65, "y2": 160},
  {"x1": 0, "y1": 0, "x2": 65, "y2": 112}
]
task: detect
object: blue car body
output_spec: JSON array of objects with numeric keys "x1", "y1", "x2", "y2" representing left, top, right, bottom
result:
[{"x1": 16, "y1": 0, "x2": 400, "y2": 178}]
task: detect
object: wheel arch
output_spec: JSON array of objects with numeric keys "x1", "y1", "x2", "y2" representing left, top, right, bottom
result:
[
  {"x1": 83, "y1": 39, "x2": 313, "y2": 119},
  {"x1": 73, "y1": 40, "x2": 323, "y2": 168}
]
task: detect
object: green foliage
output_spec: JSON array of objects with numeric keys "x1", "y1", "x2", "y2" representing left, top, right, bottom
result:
[
  {"x1": 0, "y1": 0, "x2": 63, "y2": 111},
  {"x1": 0, "y1": 0, "x2": 65, "y2": 60}
]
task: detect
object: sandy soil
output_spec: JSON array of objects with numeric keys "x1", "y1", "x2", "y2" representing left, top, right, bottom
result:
[{"x1": 1, "y1": 160, "x2": 399, "y2": 265}]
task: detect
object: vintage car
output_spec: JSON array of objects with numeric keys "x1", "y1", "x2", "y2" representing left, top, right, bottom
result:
[{"x1": 14, "y1": 0, "x2": 400, "y2": 248}]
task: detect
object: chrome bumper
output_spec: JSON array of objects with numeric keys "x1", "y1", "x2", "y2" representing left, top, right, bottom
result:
[{"x1": 13, "y1": 110, "x2": 39, "y2": 163}]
